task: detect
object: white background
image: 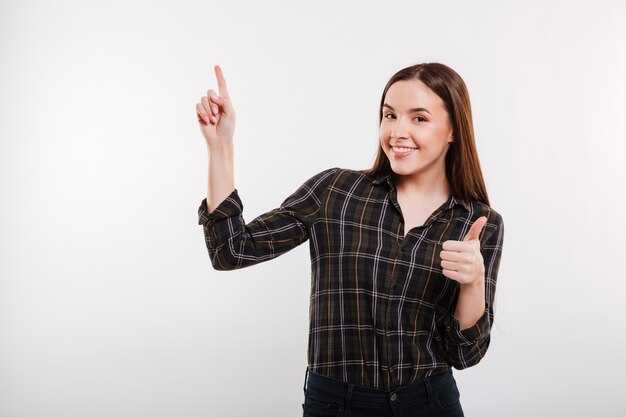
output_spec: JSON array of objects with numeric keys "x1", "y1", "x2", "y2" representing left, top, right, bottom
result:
[{"x1": 1, "y1": 0, "x2": 625, "y2": 416}]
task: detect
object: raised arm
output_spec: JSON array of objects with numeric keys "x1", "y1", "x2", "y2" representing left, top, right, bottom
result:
[
  {"x1": 195, "y1": 65, "x2": 340, "y2": 270},
  {"x1": 195, "y1": 64, "x2": 236, "y2": 212}
]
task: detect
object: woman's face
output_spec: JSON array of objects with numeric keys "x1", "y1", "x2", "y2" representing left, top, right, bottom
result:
[{"x1": 379, "y1": 79, "x2": 454, "y2": 183}]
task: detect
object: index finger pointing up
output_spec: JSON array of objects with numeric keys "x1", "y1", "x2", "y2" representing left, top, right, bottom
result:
[{"x1": 214, "y1": 65, "x2": 229, "y2": 97}]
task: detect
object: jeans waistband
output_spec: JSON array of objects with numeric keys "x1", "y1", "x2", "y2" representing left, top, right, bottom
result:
[{"x1": 303, "y1": 368, "x2": 454, "y2": 406}]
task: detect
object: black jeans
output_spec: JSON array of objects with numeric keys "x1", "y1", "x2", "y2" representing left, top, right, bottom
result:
[{"x1": 302, "y1": 368, "x2": 464, "y2": 417}]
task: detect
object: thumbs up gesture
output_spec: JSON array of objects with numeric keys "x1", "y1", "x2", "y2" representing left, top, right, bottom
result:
[{"x1": 439, "y1": 216, "x2": 488, "y2": 285}]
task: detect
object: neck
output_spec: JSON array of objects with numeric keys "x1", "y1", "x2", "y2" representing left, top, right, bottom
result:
[{"x1": 394, "y1": 168, "x2": 451, "y2": 201}]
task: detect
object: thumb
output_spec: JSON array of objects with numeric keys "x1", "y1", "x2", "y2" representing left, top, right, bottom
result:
[
  {"x1": 209, "y1": 95, "x2": 234, "y2": 117},
  {"x1": 463, "y1": 216, "x2": 487, "y2": 242}
]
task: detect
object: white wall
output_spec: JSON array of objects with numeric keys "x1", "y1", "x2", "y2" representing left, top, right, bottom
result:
[{"x1": 1, "y1": 0, "x2": 625, "y2": 416}]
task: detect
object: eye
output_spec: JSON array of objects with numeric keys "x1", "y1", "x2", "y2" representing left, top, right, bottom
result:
[{"x1": 382, "y1": 112, "x2": 426, "y2": 122}]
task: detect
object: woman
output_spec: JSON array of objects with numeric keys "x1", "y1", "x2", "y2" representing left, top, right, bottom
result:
[{"x1": 196, "y1": 63, "x2": 504, "y2": 417}]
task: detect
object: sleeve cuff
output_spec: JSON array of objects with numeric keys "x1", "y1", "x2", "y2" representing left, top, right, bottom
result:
[
  {"x1": 197, "y1": 189, "x2": 242, "y2": 226},
  {"x1": 444, "y1": 308, "x2": 491, "y2": 346}
]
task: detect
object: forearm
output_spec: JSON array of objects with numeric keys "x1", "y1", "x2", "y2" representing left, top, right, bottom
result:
[
  {"x1": 207, "y1": 142, "x2": 235, "y2": 213},
  {"x1": 454, "y1": 276, "x2": 486, "y2": 330},
  {"x1": 442, "y1": 214, "x2": 503, "y2": 368}
]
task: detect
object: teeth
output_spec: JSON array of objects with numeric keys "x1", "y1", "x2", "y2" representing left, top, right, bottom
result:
[{"x1": 392, "y1": 146, "x2": 417, "y2": 153}]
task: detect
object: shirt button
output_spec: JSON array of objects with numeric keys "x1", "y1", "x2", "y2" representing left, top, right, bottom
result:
[{"x1": 390, "y1": 393, "x2": 398, "y2": 401}]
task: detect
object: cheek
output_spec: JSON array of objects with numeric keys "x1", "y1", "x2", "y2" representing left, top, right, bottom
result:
[
  {"x1": 379, "y1": 135, "x2": 390, "y2": 152},
  {"x1": 379, "y1": 126, "x2": 390, "y2": 142}
]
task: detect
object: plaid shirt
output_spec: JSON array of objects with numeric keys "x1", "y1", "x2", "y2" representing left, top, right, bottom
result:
[{"x1": 198, "y1": 167, "x2": 504, "y2": 391}]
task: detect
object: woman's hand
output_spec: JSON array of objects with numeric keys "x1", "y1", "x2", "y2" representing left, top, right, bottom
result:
[
  {"x1": 439, "y1": 216, "x2": 488, "y2": 286},
  {"x1": 196, "y1": 65, "x2": 236, "y2": 149}
]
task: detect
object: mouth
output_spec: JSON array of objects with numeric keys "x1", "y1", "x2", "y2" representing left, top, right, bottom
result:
[{"x1": 390, "y1": 145, "x2": 419, "y2": 155}]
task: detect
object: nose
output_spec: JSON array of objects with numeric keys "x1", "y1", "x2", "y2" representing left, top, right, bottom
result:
[{"x1": 390, "y1": 115, "x2": 411, "y2": 140}]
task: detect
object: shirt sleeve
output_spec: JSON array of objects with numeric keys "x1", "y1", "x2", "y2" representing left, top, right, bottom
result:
[
  {"x1": 197, "y1": 167, "x2": 339, "y2": 271},
  {"x1": 440, "y1": 210, "x2": 504, "y2": 369}
]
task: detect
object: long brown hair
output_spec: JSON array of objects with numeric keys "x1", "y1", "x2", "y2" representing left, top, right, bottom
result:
[{"x1": 361, "y1": 63, "x2": 490, "y2": 206}]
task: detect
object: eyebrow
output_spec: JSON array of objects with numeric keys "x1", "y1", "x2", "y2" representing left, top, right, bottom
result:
[{"x1": 382, "y1": 103, "x2": 431, "y2": 115}]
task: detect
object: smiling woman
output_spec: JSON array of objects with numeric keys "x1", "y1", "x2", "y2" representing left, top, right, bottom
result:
[{"x1": 196, "y1": 62, "x2": 504, "y2": 417}]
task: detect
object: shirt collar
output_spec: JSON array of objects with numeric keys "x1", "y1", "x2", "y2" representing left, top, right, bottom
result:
[
  {"x1": 370, "y1": 172, "x2": 392, "y2": 186},
  {"x1": 369, "y1": 171, "x2": 471, "y2": 212}
]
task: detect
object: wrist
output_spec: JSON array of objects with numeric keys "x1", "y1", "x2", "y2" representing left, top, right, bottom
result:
[
  {"x1": 460, "y1": 274, "x2": 485, "y2": 291},
  {"x1": 208, "y1": 142, "x2": 234, "y2": 160}
]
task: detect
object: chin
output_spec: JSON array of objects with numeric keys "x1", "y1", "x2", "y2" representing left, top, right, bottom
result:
[{"x1": 390, "y1": 165, "x2": 418, "y2": 177}]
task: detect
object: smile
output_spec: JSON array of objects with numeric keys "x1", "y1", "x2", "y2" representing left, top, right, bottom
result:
[{"x1": 391, "y1": 146, "x2": 418, "y2": 157}]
